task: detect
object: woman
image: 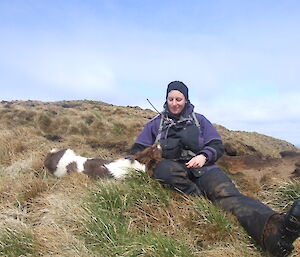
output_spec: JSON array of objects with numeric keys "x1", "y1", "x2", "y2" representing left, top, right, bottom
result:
[{"x1": 129, "y1": 81, "x2": 300, "y2": 257}]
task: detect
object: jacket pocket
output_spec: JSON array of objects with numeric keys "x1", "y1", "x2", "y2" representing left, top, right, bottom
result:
[
  {"x1": 160, "y1": 138, "x2": 182, "y2": 160},
  {"x1": 190, "y1": 166, "x2": 207, "y2": 177}
]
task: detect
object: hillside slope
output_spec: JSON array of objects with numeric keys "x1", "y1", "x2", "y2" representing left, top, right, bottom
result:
[{"x1": 0, "y1": 99, "x2": 297, "y2": 159}]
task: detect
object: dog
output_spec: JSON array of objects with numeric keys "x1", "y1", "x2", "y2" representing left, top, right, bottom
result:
[{"x1": 44, "y1": 143, "x2": 163, "y2": 179}]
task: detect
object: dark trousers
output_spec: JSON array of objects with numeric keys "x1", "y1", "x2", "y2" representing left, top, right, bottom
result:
[{"x1": 153, "y1": 159, "x2": 276, "y2": 244}]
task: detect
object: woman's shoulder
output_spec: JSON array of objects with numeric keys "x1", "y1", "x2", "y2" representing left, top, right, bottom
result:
[
  {"x1": 193, "y1": 112, "x2": 206, "y2": 120},
  {"x1": 148, "y1": 113, "x2": 163, "y2": 122},
  {"x1": 193, "y1": 112, "x2": 213, "y2": 125}
]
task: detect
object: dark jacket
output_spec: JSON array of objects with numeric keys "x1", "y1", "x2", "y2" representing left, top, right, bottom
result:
[{"x1": 130, "y1": 102, "x2": 224, "y2": 168}]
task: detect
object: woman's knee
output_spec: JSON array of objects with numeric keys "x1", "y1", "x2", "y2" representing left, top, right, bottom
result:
[
  {"x1": 153, "y1": 160, "x2": 186, "y2": 182},
  {"x1": 153, "y1": 160, "x2": 202, "y2": 196}
]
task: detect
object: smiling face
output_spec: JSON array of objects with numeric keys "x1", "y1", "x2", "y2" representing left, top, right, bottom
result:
[{"x1": 167, "y1": 90, "x2": 187, "y2": 115}]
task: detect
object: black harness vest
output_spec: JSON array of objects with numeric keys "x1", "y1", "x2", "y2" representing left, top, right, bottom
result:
[{"x1": 156, "y1": 112, "x2": 201, "y2": 161}]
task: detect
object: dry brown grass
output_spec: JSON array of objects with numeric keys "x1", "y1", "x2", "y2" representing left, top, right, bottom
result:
[
  {"x1": 216, "y1": 125, "x2": 298, "y2": 158},
  {"x1": 25, "y1": 173, "x2": 95, "y2": 256},
  {"x1": 0, "y1": 129, "x2": 27, "y2": 165},
  {"x1": 231, "y1": 173, "x2": 262, "y2": 199},
  {"x1": 125, "y1": 194, "x2": 240, "y2": 248},
  {"x1": 33, "y1": 224, "x2": 93, "y2": 257}
]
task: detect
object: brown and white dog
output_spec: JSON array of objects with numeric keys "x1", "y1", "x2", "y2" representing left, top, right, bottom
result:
[{"x1": 44, "y1": 144, "x2": 163, "y2": 179}]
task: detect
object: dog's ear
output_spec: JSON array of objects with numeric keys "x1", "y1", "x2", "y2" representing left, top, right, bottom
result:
[
  {"x1": 131, "y1": 146, "x2": 150, "y2": 161},
  {"x1": 147, "y1": 143, "x2": 162, "y2": 158},
  {"x1": 130, "y1": 151, "x2": 141, "y2": 161},
  {"x1": 131, "y1": 143, "x2": 163, "y2": 164}
]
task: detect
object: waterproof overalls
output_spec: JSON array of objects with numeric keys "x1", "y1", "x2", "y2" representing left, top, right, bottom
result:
[{"x1": 130, "y1": 102, "x2": 276, "y2": 246}]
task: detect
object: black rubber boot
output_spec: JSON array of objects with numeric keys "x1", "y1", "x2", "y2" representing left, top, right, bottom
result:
[{"x1": 262, "y1": 200, "x2": 300, "y2": 257}]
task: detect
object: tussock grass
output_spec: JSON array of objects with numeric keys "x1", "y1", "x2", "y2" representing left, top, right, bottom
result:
[
  {"x1": 33, "y1": 224, "x2": 92, "y2": 257},
  {"x1": 0, "y1": 129, "x2": 26, "y2": 165},
  {"x1": 196, "y1": 241, "x2": 262, "y2": 257},
  {"x1": 192, "y1": 198, "x2": 239, "y2": 243},
  {"x1": 216, "y1": 125, "x2": 298, "y2": 158},
  {"x1": 0, "y1": 126, "x2": 50, "y2": 166},
  {"x1": 18, "y1": 176, "x2": 50, "y2": 204},
  {"x1": 26, "y1": 173, "x2": 94, "y2": 256},
  {"x1": 0, "y1": 109, "x2": 37, "y2": 127},
  {"x1": 0, "y1": 227, "x2": 36, "y2": 257},
  {"x1": 0, "y1": 156, "x2": 55, "y2": 205},
  {"x1": 37, "y1": 113, "x2": 53, "y2": 134},
  {"x1": 232, "y1": 173, "x2": 262, "y2": 199},
  {"x1": 82, "y1": 173, "x2": 195, "y2": 257},
  {"x1": 261, "y1": 179, "x2": 300, "y2": 211}
]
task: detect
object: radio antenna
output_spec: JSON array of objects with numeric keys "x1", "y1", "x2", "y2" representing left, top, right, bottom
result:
[{"x1": 146, "y1": 98, "x2": 161, "y2": 114}]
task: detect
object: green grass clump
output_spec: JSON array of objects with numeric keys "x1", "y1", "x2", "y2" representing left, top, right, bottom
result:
[
  {"x1": 266, "y1": 180, "x2": 300, "y2": 211},
  {"x1": 0, "y1": 228, "x2": 36, "y2": 257},
  {"x1": 82, "y1": 171, "x2": 194, "y2": 257},
  {"x1": 125, "y1": 170, "x2": 172, "y2": 206},
  {"x1": 193, "y1": 198, "x2": 234, "y2": 232},
  {"x1": 192, "y1": 197, "x2": 239, "y2": 243}
]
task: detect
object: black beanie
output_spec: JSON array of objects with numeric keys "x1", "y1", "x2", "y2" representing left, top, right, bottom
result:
[{"x1": 166, "y1": 81, "x2": 189, "y2": 100}]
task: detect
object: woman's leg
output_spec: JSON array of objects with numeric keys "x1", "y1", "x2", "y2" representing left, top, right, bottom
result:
[
  {"x1": 195, "y1": 167, "x2": 300, "y2": 256},
  {"x1": 195, "y1": 167, "x2": 274, "y2": 242},
  {"x1": 153, "y1": 159, "x2": 202, "y2": 196}
]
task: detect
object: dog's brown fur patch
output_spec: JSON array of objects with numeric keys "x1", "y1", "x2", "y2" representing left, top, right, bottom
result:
[
  {"x1": 66, "y1": 161, "x2": 78, "y2": 174},
  {"x1": 131, "y1": 143, "x2": 163, "y2": 177},
  {"x1": 44, "y1": 149, "x2": 67, "y2": 173},
  {"x1": 83, "y1": 158, "x2": 112, "y2": 179}
]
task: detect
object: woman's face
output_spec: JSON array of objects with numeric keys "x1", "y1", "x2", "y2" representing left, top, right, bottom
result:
[{"x1": 167, "y1": 90, "x2": 187, "y2": 115}]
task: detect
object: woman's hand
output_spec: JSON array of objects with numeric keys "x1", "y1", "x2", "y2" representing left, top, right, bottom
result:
[{"x1": 185, "y1": 154, "x2": 207, "y2": 168}]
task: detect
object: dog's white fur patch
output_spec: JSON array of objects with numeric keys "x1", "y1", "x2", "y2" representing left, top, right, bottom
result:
[
  {"x1": 54, "y1": 149, "x2": 87, "y2": 177},
  {"x1": 104, "y1": 159, "x2": 145, "y2": 180}
]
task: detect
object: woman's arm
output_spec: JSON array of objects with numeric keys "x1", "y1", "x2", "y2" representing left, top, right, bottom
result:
[
  {"x1": 127, "y1": 115, "x2": 161, "y2": 157},
  {"x1": 186, "y1": 139, "x2": 224, "y2": 168},
  {"x1": 195, "y1": 114, "x2": 224, "y2": 164},
  {"x1": 199, "y1": 139, "x2": 224, "y2": 165},
  {"x1": 129, "y1": 142, "x2": 149, "y2": 156}
]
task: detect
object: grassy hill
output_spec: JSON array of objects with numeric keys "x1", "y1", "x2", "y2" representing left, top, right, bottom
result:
[{"x1": 0, "y1": 100, "x2": 299, "y2": 256}]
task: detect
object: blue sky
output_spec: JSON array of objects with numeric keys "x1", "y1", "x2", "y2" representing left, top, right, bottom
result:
[{"x1": 1, "y1": 0, "x2": 299, "y2": 146}]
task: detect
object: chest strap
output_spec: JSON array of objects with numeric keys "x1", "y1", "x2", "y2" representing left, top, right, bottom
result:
[{"x1": 154, "y1": 111, "x2": 201, "y2": 143}]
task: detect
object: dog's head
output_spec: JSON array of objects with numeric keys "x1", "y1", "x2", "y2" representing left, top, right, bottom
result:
[{"x1": 130, "y1": 143, "x2": 163, "y2": 177}]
